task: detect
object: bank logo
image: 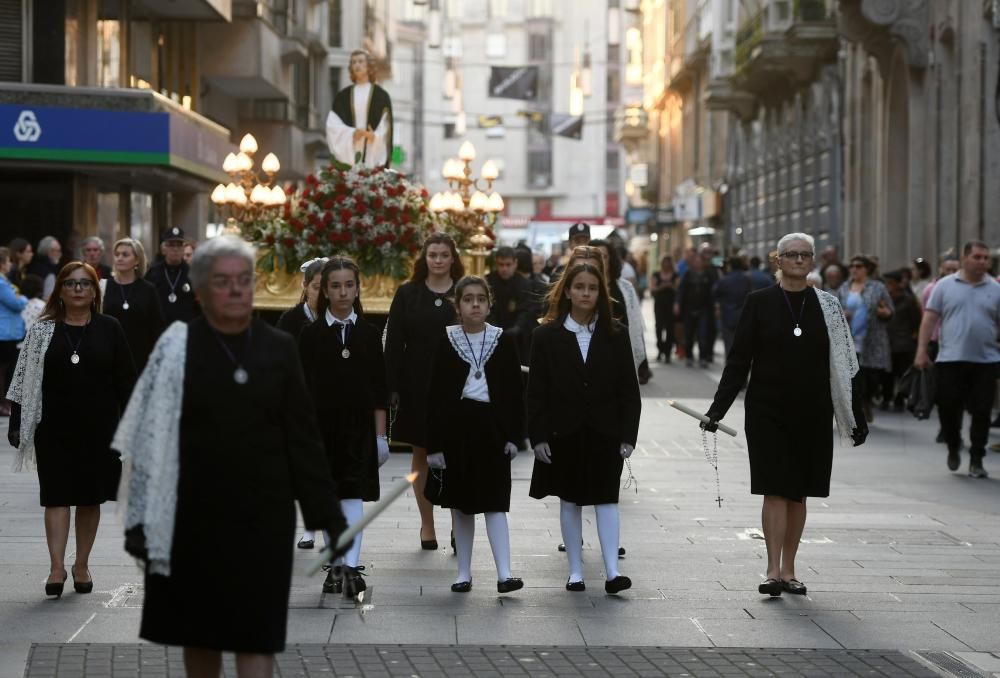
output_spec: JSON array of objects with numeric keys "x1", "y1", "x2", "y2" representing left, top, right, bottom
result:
[{"x1": 13, "y1": 110, "x2": 41, "y2": 142}]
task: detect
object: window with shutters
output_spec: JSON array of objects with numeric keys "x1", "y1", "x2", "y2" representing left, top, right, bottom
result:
[{"x1": 0, "y1": 0, "x2": 22, "y2": 82}]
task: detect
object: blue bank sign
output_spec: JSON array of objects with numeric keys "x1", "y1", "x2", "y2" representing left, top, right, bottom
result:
[{"x1": 0, "y1": 102, "x2": 229, "y2": 183}]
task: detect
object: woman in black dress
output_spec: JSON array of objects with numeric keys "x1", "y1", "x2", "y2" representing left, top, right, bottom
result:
[
  {"x1": 528, "y1": 263, "x2": 641, "y2": 595},
  {"x1": 6, "y1": 262, "x2": 136, "y2": 597},
  {"x1": 103, "y1": 238, "x2": 166, "y2": 373},
  {"x1": 385, "y1": 233, "x2": 464, "y2": 550},
  {"x1": 425, "y1": 276, "x2": 524, "y2": 594},
  {"x1": 649, "y1": 255, "x2": 678, "y2": 362},
  {"x1": 299, "y1": 256, "x2": 389, "y2": 597},
  {"x1": 117, "y1": 236, "x2": 347, "y2": 677},
  {"x1": 703, "y1": 232, "x2": 868, "y2": 597},
  {"x1": 278, "y1": 257, "x2": 325, "y2": 340}
]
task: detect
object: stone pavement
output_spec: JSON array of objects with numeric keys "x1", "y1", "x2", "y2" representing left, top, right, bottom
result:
[{"x1": 4, "y1": 304, "x2": 1000, "y2": 677}]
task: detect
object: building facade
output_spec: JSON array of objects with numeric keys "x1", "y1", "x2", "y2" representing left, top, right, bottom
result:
[{"x1": 0, "y1": 0, "x2": 334, "y2": 257}]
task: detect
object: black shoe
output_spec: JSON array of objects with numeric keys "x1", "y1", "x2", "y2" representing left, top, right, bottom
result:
[
  {"x1": 969, "y1": 458, "x2": 989, "y2": 479},
  {"x1": 451, "y1": 580, "x2": 472, "y2": 593},
  {"x1": 758, "y1": 578, "x2": 782, "y2": 596},
  {"x1": 565, "y1": 579, "x2": 586, "y2": 592},
  {"x1": 557, "y1": 539, "x2": 584, "y2": 553},
  {"x1": 618, "y1": 547, "x2": 626, "y2": 558},
  {"x1": 71, "y1": 567, "x2": 93, "y2": 594},
  {"x1": 605, "y1": 575, "x2": 631, "y2": 594},
  {"x1": 342, "y1": 566, "x2": 367, "y2": 598},
  {"x1": 322, "y1": 569, "x2": 343, "y2": 594},
  {"x1": 421, "y1": 539, "x2": 438, "y2": 550},
  {"x1": 781, "y1": 578, "x2": 807, "y2": 595},
  {"x1": 297, "y1": 538, "x2": 314, "y2": 550},
  {"x1": 991, "y1": 415, "x2": 1000, "y2": 428},
  {"x1": 45, "y1": 570, "x2": 67, "y2": 598},
  {"x1": 947, "y1": 445, "x2": 961, "y2": 471},
  {"x1": 497, "y1": 577, "x2": 523, "y2": 593}
]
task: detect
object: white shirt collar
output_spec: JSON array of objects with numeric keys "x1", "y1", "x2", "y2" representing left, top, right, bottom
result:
[
  {"x1": 325, "y1": 308, "x2": 357, "y2": 326},
  {"x1": 563, "y1": 314, "x2": 597, "y2": 334}
]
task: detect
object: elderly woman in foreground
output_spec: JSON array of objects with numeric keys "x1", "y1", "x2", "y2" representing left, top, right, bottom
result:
[
  {"x1": 115, "y1": 236, "x2": 346, "y2": 678},
  {"x1": 702, "y1": 233, "x2": 868, "y2": 597}
]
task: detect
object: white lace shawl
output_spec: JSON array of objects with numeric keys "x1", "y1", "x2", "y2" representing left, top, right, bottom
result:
[
  {"x1": 816, "y1": 288, "x2": 860, "y2": 444},
  {"x1": 617, "y1": 278, "x2": 647, "y2": 370},
  {"x1": 5, "y1": 320, "x2": 55, "y2": 472},
  {"x1": 113, "y1": 321, "x2": 187, "y2": 576},
  {"x1": 445, "y1": 323, "x2": 502, "y2": 368}
]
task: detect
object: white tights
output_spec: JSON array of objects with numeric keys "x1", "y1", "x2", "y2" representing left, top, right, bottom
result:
[
  {"x1": 452, "y1": 510, "x2": 513, "y2": 584},
  {"x1": 339, "y1": 499, "x2": 364, "y2": 568},
  {"x1": 559, "y1": 500, "x2": 620, "y2": 583}
]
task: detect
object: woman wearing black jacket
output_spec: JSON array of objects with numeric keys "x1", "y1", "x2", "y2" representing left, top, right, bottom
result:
[
  {"x1": 527, "y1": 262, "x2": 641, "y2": 594},
  {"x1": 425, "y1": 276, "x2": 524, "y2": 594}
]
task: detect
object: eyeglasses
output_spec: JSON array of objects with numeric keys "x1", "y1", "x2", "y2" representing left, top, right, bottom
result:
[
  {"x1": 779, "y1": 251, "x2": 814, "y2": 261},
  {"x1": 209, "y1": 274, "x2": 255, "y2": 291},
  {"x1": 61, "y1": 279, "x2": 94, "y2": 291}
]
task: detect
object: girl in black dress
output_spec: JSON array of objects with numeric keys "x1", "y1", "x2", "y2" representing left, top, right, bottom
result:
[
  {"x1": 649, "y1": 255, "x2": 678, "y2": 362},
  {"x1": 299, "y1": 256, "x2": 389, "y2": 597},
  {"x1": 7, "y1": 262, "x2": 136, "y2": 598},
  {"x1": 424, "y1": 276, "x2": 524, "y2": 594},
  {"x1": 103, "y1": 238, "x2": 166, "y2": 373},
  {"x1": 527, "y1": 263, "x2": 640, "y2": 595},
  {"x1": 385, "y1": 233, "x2": 464, "y2": 550},
  {"x1": 278, "y1": 257, "x2": 325, "y2": 341}
]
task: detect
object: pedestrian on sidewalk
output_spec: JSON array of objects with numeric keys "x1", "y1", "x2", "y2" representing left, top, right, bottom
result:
[
  {"x1": 881, "y1": 270, "x2": 922, "y2": 411},
  {"x1": 114, "y1": 236, "x2": 347, "y2": 678},
  {"x1": 914, "y1": 240, "x2": 1000, "y2": 478},
  {"x1": 384, "y1": 233, "x2": 464, "y2": 551},
  {"x1": 298, "y1": 256, "x2": 389, "y2": 598},
  {"x1": 6, "y1": 262, "x2": 136, "y2": 598},
  {"x1": 527, "y1": 262, "x2": 641, "y2": 595},
  {"x1": 277, "y1": 257, "x2": 325, "y2": 341},
  {"x1": 713, "y1": 256, "x2": 754, "y2": 359},
  {"x1": 591, "y1": 239, "x2": 651, "y2": 384},
  {"x1": 424, "y1": 276, "x2": 524, "y2": 594},
  {"x1": 0, "y1": 247, "x2": 28, "y2": 417},
  {"x1": 703, "y1": 233, "x2": 868, "y2": 598},
  {"x1": 838, "y1": 254, "x2": 894, "y2": 421},
  {"x1": 674, "y1": 249, "x2": 718, "y2": 367},
  {"x1": 146, "y1": 227, "x2": 198, "y2": 324},
  {"x1": 649, "y1": 255, "x2": 678, "y2": 363},
  {"x1": 103, "y1": 238, "x2": 165, "y2": 374}
]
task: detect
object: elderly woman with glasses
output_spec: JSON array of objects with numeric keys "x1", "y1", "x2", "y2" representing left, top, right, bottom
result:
[
  {"x1": 7, "y1": 262, "x2": 136, "y2": 598},
  {"x1": 115, "y1": 236, "x2": 347, "y2": 678},
  {"x1": 837, "y1": 254, "x2": 894, "y2": 422},
  {"x1": 702, "y1": 233, "x2": 868, "y2": 597}
]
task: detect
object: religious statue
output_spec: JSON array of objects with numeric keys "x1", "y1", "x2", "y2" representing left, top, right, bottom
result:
[{"x1": 326, "y1": 50, "x2": 394, "y2": 168}]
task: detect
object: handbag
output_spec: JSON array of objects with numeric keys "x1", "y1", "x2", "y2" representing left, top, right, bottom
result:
[
  {"x1": 423, "y1": 467, "x2": 446, "y2": 506},
  {"x1": 901, "y1": 366, "x2": 936, "y2": 420}
]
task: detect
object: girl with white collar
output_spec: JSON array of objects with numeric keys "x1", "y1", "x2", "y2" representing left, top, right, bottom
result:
[
  {"x1": 297, "y1": 256, "x2": 390, "y2": 598},
  {"x1": 424, "y1": 275, "x2": 525, "y2": 594},
  {"x1": 527, "y1": 262, "x2": 641, "y2": 594}
]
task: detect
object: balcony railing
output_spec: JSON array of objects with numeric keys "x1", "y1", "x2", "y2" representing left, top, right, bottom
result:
[{"x1": 734, "y1": 0, "x2": 829, "y2": 72}]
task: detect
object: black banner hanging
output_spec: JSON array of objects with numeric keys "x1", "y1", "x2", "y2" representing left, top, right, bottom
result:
[
  {"x1": 489, "y1": 66, "x2": 539, "y2": 100},
  {"x1": 550, "y1": 114, "x2": 584, "y2": 140}
]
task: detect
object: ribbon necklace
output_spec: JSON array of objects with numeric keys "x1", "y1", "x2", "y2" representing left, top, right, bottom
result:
[
  {"x1": 781, "y1": 287, "x2": 807, "y2": 337},
  {"x1": 462, "y1": 327, "x2": 487, "y2": 379}
]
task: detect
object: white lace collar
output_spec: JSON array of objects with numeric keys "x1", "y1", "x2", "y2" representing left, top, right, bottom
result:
[
  {"x1": 446, "y1": 324, "x2": 502, "y2": 370},
  {"x1": 563, "y1": 314, "x2": 597, "y2": 334}
]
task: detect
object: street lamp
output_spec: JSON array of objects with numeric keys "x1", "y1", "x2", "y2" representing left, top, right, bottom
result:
[
  {"x1": 429, "y1": 141, "x2": 503, "y2": 275},
  {"x1": 210, "y1": 133, "x2": 287, "y2": 236}
]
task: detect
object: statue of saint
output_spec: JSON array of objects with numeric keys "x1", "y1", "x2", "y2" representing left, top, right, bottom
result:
[{"x1": 325, "y1": 50, "x2": 393, "y2": 168}]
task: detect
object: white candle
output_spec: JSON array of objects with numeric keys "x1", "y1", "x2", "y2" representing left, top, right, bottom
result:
[
  {"x1": 307, "y1": 472, "x2": 418, "y2": 576},
  {"x1": 667, "y1": 400, "x2": 738, "y2": 437}
]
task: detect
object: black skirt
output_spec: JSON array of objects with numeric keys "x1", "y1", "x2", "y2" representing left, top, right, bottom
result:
[
  {"x1": 319, "y1": 404, "x2": 380, "y2": 502},
  {"x1": 529, "y1": 427, "x2": 623, "y2": 506},
  {"x1": 424, "y1": 399, "x2": 511, "y2": 514}
]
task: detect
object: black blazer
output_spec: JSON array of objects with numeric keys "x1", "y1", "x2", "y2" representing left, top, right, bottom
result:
[
  {"x1": 426, "y1": 330, "x2": 525, "y2": 453},
  {"x1": 526, "y1": 319, "x2": 641, "y2": 447},
  {"x1": 298, "y1": 315, "x2": 388, "y2": 414}
]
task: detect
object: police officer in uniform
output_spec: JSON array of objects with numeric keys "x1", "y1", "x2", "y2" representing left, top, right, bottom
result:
[
  {"x1": 549, "y1": 223, "x2": 591, "y2": 284},
  {"x1": 146, "y1": 227, "x2": 198, "y2": 323}
]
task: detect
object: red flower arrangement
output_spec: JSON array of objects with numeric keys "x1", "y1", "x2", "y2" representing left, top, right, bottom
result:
[{"x1": 252, "y1": 165, "x2": 435, "y2": 280}]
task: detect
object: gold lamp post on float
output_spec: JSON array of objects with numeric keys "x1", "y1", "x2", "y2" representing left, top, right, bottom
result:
[
  {"x1": 428, "y1": 141, "x2": 504, "y2": 276},
  {"x1": 210, "y1": 133, "x2": 287, "y2": 236}
]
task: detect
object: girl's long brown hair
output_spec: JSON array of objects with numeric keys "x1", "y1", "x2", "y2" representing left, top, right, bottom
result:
[
  {"x1": 410, "y1": 233, "x2": 465, "y2": 284},
  {"x1": 543, "y1": 262, "x2": 615, "y2": 336},
  {"x1": 40, "y1": 262, "x2": 102, "y2": 322},
  {"x1": 317, "y1": 256, "x2": 365, "y2": 318}
]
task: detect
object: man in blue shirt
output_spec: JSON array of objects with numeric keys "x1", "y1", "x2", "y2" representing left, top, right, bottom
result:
[{"x1": 915, "y1": 240, "x2": 1000, "y2": 478}]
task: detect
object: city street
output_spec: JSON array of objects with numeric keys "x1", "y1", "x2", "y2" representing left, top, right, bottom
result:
[{"x1": 2, "y1": 306, "x2": 1000, "y2": 678}]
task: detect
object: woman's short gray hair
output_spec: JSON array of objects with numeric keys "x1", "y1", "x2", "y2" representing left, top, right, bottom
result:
[
  {"x1": 81, "y1": 236, "x2": 105, "y2": 250},
  {"x1": 37, "y1": 236, "x2": 60, "y2": 257},
  {"x1": 776, "y1": 232, "x2": 815, "y2": 255},
  {"x1": 189, "y1": 236, "x2": 255, "y2": 292}
]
